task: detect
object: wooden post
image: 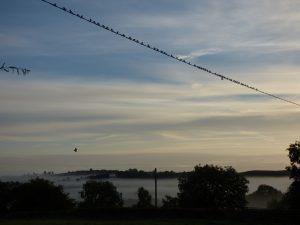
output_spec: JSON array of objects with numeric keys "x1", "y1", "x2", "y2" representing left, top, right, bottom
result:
[{"x1": 154, "y1": 168, "x2": 157, "y2": 208}]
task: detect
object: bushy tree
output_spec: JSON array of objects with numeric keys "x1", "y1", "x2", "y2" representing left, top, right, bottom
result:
[
  {"x1": 286, "y1": 141, "x2": 300, "y2": 180},
  {"x1": 0, "y1": 181, "x2": 20, "y2": 213},
  {"x1": 177, "y1": 164, "x2": 248, "y2": 209},
  {"x1": 252, "y1": 184, "x2": 283, "y2": 196},
  {"x1": 162, "y1": 195, "x2": 179, "y2": 208},
  {"x1": 11, "y1": 178, "x2": 74, "y2": 211},
  {"x1": 133, "y1": 187, "x2": 153, "y2": 208},
  {"x1": 282, "y1": 181, "x2": 300, "y2": 209},
  {"x1": 283, "y1": 141, "x2": 300, "y2": 209},
  {"x1": 80, "y1": 181, "x2": 123, "y2": 208},
  {"x1": 247, "y1": 185, "x2": 283, "y2": 209}
]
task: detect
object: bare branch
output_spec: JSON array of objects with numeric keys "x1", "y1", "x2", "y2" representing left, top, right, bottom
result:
[{"x1": 0, "y1": 62, "x2": 30, "y2": 76}]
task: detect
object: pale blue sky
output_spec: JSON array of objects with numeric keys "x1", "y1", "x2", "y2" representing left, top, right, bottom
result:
[{"x1": 1, "y1": 0, "x2": 300, "y2": 174}]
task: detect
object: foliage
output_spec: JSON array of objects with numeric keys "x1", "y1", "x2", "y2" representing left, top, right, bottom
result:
[
  {"x1": 283, "y1": 141, "x2": 300, "y2": 209},
  {"x1": 116, "y1": 169, "x2": 179, "y2": 179},
  {"x1": 0, "y1": 181, "x2": 20, "y2": 213},
  {"x1": 251, "y1": 184, "x2": 282, "y2": 197},
  {"x1": 80, "y1": 181, "x2": 123, "y2": 208},
  {"x1": 162, "y1": 195, "x2": 179, "y2": 208},
  {"x1": 286, "y1": 141, "x2": 300, "y2": 181},
  {"x1": 133, "y1": 187, "x2": 153, "y2": 208},
  {"x1": 246, "y1": 185, "x2": 283, "y2": 209},
  {"x1": 11, "y1": 178, "x2": 74, "y2": 211},
  {"x1": 62, "y1": 169, "x2": 184, "y2": 179},
  {"x1": 282, "y1": 180, "x2": 300, "y2": 209},
  {"x1": 267, "y1": 199, "x2": 284, "y2": 209},
  {"x1": 177, "y1": 164, "x2": 249, "y2": 209}
]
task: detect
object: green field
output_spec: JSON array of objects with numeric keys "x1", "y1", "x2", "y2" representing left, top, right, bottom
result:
[{"x1": 0, "y1": 219, "x2": 291, "y2": 225}]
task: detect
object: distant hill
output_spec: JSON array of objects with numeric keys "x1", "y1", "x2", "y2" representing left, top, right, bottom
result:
[{"x1": 55, "y1": 169, "x2": 289, "y2": 179}]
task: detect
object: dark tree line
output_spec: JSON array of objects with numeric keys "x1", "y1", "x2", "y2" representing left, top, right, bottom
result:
[
  {"x1": 0, "y1": 164, "x2": 249, "y2": 213},
  {"x1": 63, "y1": 169, "x2": 183, "y2": 179},
  {"x1": 2, "y1": 142, "x2": 300, "y2": 213},
  {"x1": 0, "y1": 179, "x2": 74, "y2": 213}
]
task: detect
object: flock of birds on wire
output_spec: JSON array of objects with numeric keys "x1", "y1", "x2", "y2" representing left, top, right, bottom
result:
[
  {"x1": 39, "y1": 0, "x2": 300, "y2": 107},
  {"x1": 1, "y1": 1, "x2": 299, "y2": 153}
]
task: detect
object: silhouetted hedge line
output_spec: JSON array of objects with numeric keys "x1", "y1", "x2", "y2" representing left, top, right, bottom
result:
[{"x1": 0, "y1": 208, "x2": 299, "y2": 223}]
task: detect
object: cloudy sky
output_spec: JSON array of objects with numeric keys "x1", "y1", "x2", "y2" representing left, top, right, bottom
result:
[{"x1": 1, "y1": 0, "x2": 300, "y2": 174}]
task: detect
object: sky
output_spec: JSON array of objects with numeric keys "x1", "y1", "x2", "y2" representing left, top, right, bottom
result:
[{"x1": 1, "y1": 0, "x2": 300, "y2": 175}]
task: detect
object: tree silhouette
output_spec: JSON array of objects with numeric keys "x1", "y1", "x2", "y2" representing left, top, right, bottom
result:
[
  {"x1": 133, "y1": 187, "x2": 153, "y2": 208},
  {"x1": 283, "y1": 141, "x2": 300, "y2": 209},
  {"x1": 282, "y1": 180, "x2": 300, "y2": 209},
  {"x1": 177, "y1": 164, "x2": 249, "y2": 209},
  {"x1": 247, "y1": 184, "x2": 283, "y2": 209},
  {"x1": 0, "y1": 181, "x2": 20, "y2": 213},
  {"x1": 11, "y1": 178, "x2": 74, "y2": 211},
  {"x1": 286, "y1": 141, "x2": 300, "y2": 181},
  {"x1": 252, "y1": 185, "x2": 282, "y2": 196},
  {"x1": 162, "y1": 195, "x2": 179, "y2": 208},
  {"x1": 80, "y1": 181, "x2": 123, "y2": 208}
]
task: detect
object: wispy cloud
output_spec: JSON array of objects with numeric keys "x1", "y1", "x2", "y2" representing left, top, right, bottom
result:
[
  {"x1": 0, "y1": 79, "x2": 299, "y2": 158},
  {"x1": 1, "y1": 0, "x2": 300, "y2": 172},
  {"x1": 178, "y1": 48, "x2": 222, "y2": 60}
]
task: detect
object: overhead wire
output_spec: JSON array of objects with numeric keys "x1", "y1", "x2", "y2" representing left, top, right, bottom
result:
[{"x1": 39, "y1": 0, "x2": 300, "y2": 107}]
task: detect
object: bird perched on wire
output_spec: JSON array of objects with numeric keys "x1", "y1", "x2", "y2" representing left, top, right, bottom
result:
[{"x1": 74, "y1": 147, "x2": 78, "y2": 152}]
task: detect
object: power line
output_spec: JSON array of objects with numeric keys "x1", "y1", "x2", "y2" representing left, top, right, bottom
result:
[
  {"x1": 39, "y1": 0, "x2": 300, "y2": 107},
  {"x1": 0, "y1": 62, "x2": 30, "y2": 76}
]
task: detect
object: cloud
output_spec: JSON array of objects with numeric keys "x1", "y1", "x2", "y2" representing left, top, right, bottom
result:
[
  {"x1": 0, "y1": 79, "x2": 299, "y2": 157},
  {"x1": 178, "y1": 48, "x2": 223, "y2": 60},
  {"x1": 1, "y1": 0, "x2": 300, "y2": 172}
]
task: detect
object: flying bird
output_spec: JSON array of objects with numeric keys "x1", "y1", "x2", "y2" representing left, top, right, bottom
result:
[{"x1": 74, "y1": 147, "x2": 78, "y2": 152}]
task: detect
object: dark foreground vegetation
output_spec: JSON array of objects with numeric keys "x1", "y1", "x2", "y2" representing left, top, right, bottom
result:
[
  {"x1": 0, "y1": 165, "x2": 249, "y2": 213},
  {"x1": 1, "y1": 141, "x2": 300, "y2": 224},
  {"x1": 1, "y1": 208, "x2": 300, "y2": 225},
  {"x1": 0, "y1": 218, "x2": 297, "y2": 225}
]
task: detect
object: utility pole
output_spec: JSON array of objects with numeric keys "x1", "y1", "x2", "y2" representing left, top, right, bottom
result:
[{"x1": 154, "y1": 168, "x2": 157, "y2": 208}]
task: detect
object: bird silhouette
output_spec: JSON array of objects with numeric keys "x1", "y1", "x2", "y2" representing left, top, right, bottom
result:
[{"x1": 74, "y1": 147, "x2": 78, "y2": 152}]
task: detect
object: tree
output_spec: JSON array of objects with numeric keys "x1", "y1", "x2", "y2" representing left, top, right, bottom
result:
[
  {"x1": 177, "y1": 164, "x2": 249, "y2": 209},
  {"x1": 283, "y1": 141, "x2": 300, "y2": 209},
  {"x1": 80, "y1": 181, "x2": 123, "y2": 208},
  {"x1": 246, "y1": 185, "x2": 283, "y2": 209},
  {"x1": 11, "y1": 178, "x2": 74, "y2": 211},
  {"x1": 282, "y1": 180, "x2": 300, "y2": 209},
  {"x1": 286, "y1": 141, "x2": 300, "y2": 181},
  {"x1": 252, "y1": 185, "x2": 283, "y2": 196},
  {"x1": 133, "y1": 187, "x2": 153, "y2": 208},
  {"x1": 0, "y1": 181, "x2": 20, "y2": 213},
  {"x1": 162, "y1": 195, "x2": 179, "y2": 208}
]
